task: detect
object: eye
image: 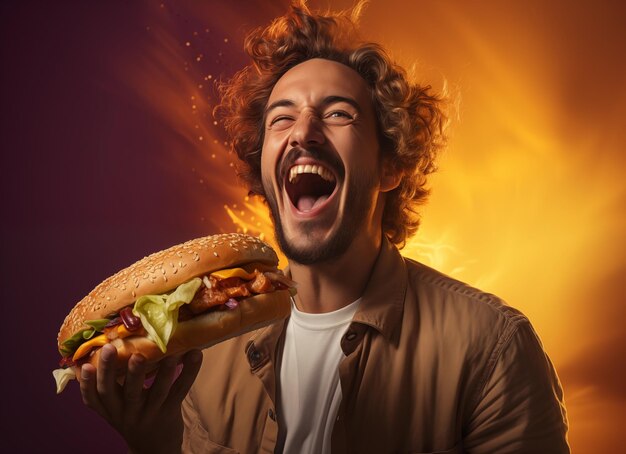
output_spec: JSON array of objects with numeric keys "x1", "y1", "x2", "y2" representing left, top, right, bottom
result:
[
  {"x1": 268, "y1": 116, "x2": 294, "y2": 128},
  {"x1": 326, "y1": 110, "x2": 353, "y2": 119},
  {"x1": 324, "y1": 110, "x2": 354, "y2": 124}
]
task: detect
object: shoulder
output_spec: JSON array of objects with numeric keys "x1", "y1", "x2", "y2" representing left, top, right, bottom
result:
[
  {"x1": 399, "y1": 256, "x2": 534, "y2": 368},
  {"x1": 400, "y1": 257, "x2": 550, "y2": 393},
  {"x1": 403, "y1": 256, "x2": 528, "y2": 330}
]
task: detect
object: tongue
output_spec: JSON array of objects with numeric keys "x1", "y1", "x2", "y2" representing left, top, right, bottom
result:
[
  {"x1": 297, "y1": 196, "x2": 316, "y2": 212},
  {"x1": 297, "y1": 195, "x2": 329, "y2": 212}
]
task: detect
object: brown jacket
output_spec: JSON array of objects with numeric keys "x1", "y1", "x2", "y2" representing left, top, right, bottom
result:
[{"x1": 182, "y1": 239, "x2": 569, "y2": 453}]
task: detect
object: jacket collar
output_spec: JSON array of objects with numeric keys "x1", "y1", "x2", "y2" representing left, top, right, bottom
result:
[
  {"x1": 351, "y1": 236, "x2": 408, "y2": 344},
  {"x1": 258, "y1": 236, "x2": 409, "y2": 349}
]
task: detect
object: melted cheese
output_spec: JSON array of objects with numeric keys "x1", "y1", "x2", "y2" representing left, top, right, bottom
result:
[
  {"x1": 72, "y1": 334, "x2": 107, "y2": 362},
  {"x1": 210, "y1": 267, "x2": 255, "y2": 280},
  {"x1": 71, "y1": 324, "x2": 135, "y2": 361}
]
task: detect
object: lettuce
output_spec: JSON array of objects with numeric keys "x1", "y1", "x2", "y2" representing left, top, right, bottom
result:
[
  {"x1": 84, "y1": 319, "x2": 109, "y2": 331},
  {"x1": 53, "y1": 279, "x2": 203, "y2": 394},
  {"x1": 59, "y1": 318, "x2": 110, "y2": 356},
  {"x1": 53, "y1": 367, "x2": 76, "y2": 394},
  {"x1": 132, "y1": 277, "x2": 202, "y2": 353}
]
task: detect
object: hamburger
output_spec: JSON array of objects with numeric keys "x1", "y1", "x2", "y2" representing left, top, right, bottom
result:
[{"x1": 53, "y1": 233, "x2": 295, "y2": 393}]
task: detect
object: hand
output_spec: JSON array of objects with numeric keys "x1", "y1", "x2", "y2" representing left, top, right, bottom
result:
[{"x1": 79, "y1": 343, "x2": 203, "y2": 454}]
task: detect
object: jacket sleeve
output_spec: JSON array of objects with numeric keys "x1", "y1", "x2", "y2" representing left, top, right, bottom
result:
[{"x1": 463, "y1": 321, "x2": 570, "y2": 453}]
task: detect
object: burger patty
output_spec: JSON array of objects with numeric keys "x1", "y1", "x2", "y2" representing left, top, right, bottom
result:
[{"x1": 186, "y1": 271, "x2": 276, "y2": 315}]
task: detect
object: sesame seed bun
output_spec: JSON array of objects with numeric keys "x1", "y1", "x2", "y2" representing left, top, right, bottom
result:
[{"x1": 57, "y1": 233, "x2": 287, "y2": 350}]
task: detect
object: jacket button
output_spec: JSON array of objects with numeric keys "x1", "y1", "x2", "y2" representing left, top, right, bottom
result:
[
  {"x1": 247, "y1": 345, "x2": 263, "y2": 368},
  {"x1": 345, "y1": 331, "x2": 358, "y2": 341},
  {"x1": 268, "y1": 408, "x2": 276, "y2": 421}
]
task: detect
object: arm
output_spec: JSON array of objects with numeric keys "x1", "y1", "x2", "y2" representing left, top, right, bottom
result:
[
  {"x1": 79, "y1": 343, "x2": 203, "y2": 454},
  {"x1": 463, "y1": 321, "x2": 570, "y2": 453}
]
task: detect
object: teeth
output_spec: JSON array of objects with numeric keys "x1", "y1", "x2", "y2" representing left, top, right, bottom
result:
[{"x1": 288, "y1": 164, "x2": 336, "y2": 184}]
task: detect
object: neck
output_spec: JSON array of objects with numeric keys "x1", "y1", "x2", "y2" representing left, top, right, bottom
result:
[{"x1": 288, "y1": 233, "x2": 383, "y2": 314}]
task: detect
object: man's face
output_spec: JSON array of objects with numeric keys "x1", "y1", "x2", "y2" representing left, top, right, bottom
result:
[{"x1": 261, "y1": 58, "x2": 386, "y2": 264}]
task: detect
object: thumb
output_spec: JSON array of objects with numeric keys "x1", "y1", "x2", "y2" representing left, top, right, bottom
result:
[{"x1": 166, "y1": 349, "x2": 203, "y2": 405}]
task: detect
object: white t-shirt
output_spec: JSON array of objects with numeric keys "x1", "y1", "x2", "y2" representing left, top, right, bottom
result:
[{"x1": 277, "y1": 298, "x2": 361, "y2": 454}]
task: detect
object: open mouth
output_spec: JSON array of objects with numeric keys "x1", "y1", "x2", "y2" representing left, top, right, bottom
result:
[{"x1": 285, "y1": 163, "x2": 337, "y2": 213}]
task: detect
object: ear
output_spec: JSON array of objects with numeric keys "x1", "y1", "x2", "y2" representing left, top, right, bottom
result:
[{"x1": 380, "y1": 160, "x2": 402, "y2": 193}]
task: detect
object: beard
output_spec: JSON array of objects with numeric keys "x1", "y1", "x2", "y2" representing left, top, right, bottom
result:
[{"x1": 263, "y1": 166, "x2": 379, "y2": 265}]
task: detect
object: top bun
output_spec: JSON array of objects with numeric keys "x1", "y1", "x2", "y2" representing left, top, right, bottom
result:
[{"x1": 57, "y1": 233, "x2": 278, "y2": 347}]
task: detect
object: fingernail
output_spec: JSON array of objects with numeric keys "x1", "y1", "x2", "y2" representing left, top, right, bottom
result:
[
  {"x1": 173, "y1": 363, "x2": 184, "y2": 382},
  {"x1": 143, "y1": 374, "x2": 156, "y2": 389},
  {"x1": 81, "y1": 366, "x2": 91, "y2": 380},
  {"x1": 134, "y1": 354, "x2": 145, "y2": 365},
  {"x1": 101, "y1": 345, "x2": 114, "y2": 361}
]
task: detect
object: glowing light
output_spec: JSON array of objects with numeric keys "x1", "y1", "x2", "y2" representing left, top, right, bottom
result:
[{"x1": 116, "y1": 2, "x2": 625, "y2": 449}]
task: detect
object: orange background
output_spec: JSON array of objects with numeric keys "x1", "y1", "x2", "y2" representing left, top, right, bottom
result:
[
  {"x1": 134, "y1": 1, "x2": 624, "y2": 450},
  {"x1": 2, "y1": 1, "x2": 623, "y2": 452}
]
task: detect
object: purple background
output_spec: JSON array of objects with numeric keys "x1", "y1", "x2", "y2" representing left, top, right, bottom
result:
[{"x1": 1, "y1": 1, "x2": 281, "y2": 451}]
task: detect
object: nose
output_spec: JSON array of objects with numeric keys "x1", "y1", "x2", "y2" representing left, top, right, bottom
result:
[{"x1": 289, "y1": 111, "x2": 325, "y2": 148}]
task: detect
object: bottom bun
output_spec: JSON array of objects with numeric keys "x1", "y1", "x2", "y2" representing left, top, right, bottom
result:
[{"x1": 86, "y1": 289, "x2": 291, "y2": 375}]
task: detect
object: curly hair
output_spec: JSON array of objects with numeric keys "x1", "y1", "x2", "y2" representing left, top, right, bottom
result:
[{"x1": 216, "y1": 2, "x2": 446, "y2": 248}]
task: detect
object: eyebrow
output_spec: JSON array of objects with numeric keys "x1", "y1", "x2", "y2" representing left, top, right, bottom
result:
[{"x1": 264, "y1": 95, "x2": 362, "y2": 117}]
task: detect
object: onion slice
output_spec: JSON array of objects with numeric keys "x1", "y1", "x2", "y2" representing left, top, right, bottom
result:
[
  {"x1": 105, "y1": 316, "x2": 122, "y2": 328},
  {"x1": 202, "y1": 275, "x2": 212, "y2": 289}
]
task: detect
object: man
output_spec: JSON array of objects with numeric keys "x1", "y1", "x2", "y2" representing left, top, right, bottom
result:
[{"x1": 79, "y1": 4, "x2": 569, "y2": 453}]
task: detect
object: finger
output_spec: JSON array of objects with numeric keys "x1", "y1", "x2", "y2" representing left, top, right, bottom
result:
[
  {"x1": 166, "y1": 349, "x2": 203, "y2": 406},
  {"x1": 122, "y1": 353, "x2": 147, "y2": 423},
  {"x1": 144, "y1": 355, "x2": 180, "y2": 412},
  {"x1": 96, "y1": 344, "x2": 122, "y2": 417},
  {"x1": 79, "y1": 363, "x2": 109, "y2": 418}
]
